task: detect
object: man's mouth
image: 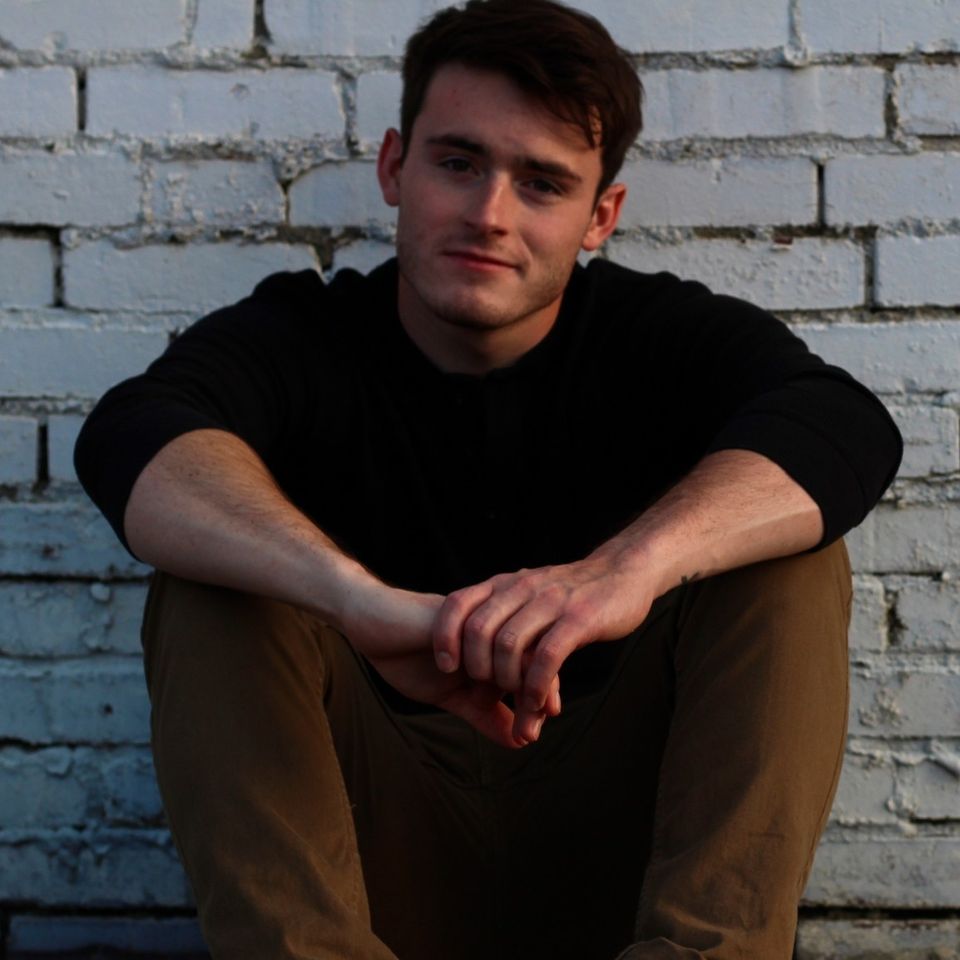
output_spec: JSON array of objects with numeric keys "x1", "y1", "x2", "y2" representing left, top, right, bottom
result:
[{"x1": 443, "y1": 249, "x2": 518, "y2": 271}]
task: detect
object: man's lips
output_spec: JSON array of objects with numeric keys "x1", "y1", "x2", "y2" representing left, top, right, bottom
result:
[{"x1": 443, "y1": 249, "x2": 519, "y2": 270}]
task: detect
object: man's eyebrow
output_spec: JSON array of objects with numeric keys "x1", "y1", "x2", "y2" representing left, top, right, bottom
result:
[{"x1": 425, "y1": 133, "x2": 583, "y2": 185}]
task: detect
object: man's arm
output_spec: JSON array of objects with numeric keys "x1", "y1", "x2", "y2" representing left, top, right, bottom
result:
[
  {"x1": 125, "y1": 427, "x2": 558, "y2": 747},
  {"x1": 432, "y1": 448, "x2": 823, "y2": 720}
]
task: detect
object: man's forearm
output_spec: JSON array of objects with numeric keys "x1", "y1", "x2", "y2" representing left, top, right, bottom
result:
[
  {"x1": 589, "y1": 447, "x2": 825, "y2": 600},
  {"x1": 124, "y1": 428, "x2": 374, "y2": 630}
]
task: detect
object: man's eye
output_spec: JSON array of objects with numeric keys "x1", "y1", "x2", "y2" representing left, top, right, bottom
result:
[
  {"x1": 440, "y1": 157, "x2": 473, "y2": 173},
  {"x1": 527, "y1": 178, "x2": 561, "y2": 196}
]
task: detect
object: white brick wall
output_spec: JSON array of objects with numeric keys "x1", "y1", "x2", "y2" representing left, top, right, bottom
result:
[{"x1": 0, "y1": 0, "x2": 958, "y2": 955}]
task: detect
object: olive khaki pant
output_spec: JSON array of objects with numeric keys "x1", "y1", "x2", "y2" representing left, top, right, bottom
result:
[{"x1": 142, "y1": 541, "x2": 851, "y2": 960}]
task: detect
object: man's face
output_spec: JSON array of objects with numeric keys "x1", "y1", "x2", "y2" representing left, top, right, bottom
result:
[{"x1": 377, "y1": 64, "x2": 624, "y2": 358}]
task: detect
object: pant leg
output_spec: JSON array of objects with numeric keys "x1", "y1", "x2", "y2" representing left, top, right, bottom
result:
[
  {"x1": 141, "y1": 572, "x2": 399, "y2": 960},
  {"x1": 619, "y1": 540, "x2": 852, "y2": 959}
]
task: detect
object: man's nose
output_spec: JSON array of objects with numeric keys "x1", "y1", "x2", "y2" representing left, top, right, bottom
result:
[{"x1": 464, "y1": 174, "x2": 512, "y2": 234}]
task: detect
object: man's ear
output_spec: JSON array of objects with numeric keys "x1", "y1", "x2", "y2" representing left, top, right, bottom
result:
[
  {"x1": 377, "y1": 128, "x2": 404, "y2": 207},
  {"x1": 581, "y1": 182, "x2": 626, "y2": 252}
]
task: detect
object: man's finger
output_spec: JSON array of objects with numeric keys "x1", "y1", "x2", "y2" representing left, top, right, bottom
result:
[
  {"x1": 521, "y1": 619, "x2": 584, "y2": 712},
  {"x1": 432, "y1": 582, "x2": 494, "y2": 674}
]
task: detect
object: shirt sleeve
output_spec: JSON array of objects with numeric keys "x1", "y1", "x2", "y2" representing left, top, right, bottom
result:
[
  {"x1": 74, "y1": 270, "x2": 330, "y2": 554},
  {"x1": 648, "y1": 287, "x2": 903, "y2": 547}
]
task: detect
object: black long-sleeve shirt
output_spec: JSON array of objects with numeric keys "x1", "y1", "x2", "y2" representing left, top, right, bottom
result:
[{"x1": 76, "y1": 257, "x2": 901, "y2": 599}]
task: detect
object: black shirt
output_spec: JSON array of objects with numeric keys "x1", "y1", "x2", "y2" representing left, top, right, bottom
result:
[{"x1": 76, "y1": 257, "x2": 902, "y2": 598}]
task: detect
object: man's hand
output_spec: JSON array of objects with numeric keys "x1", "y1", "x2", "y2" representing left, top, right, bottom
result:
[
  {"x1": 342, "y1": 580, "x2": 561, "y2": 748},
  {"x1": 431, "y1": 555, "x2": 656, "y2": 730}
]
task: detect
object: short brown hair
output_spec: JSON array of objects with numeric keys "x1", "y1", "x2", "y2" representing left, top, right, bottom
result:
[{"x1": 400, "y1": 0, "x2": 642, "y2": 195}]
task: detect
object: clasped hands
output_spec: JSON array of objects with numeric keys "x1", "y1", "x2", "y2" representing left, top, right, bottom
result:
[{"x1": 348, "y1": 553, "x2": 654, "y2": 750}]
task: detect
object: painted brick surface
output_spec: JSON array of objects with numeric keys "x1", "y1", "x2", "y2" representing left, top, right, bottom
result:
[
  {"x1": 0, "y1": 68, "x2": 76, "y2": 138},
  {"x1": 895, "y1": 577, "x2": 960, "y2": 652},
  {"x1": 0, "y1": 239, "x2": 56, "y2": 309},
  {"x1": 0, "y1": 832, "x2": 191, "y2": 907},
  {"x1": 876, "y1": 235, "x2": 960, "y2": 308},
  {"x1": 266, "y1": 0, "x2": 444, "y2": 56},
  {"x1": 7, "y1": 915, "x2": 206, "y2": 955},
  {"x1": 898, "y1": 64, "x2": 960, "y2": 135},
  {"x1": 569, "y1": 0, "x2": 789, "y2": 53},
  {"x1": 64, "y1": 241, "x2": 318, "y2": 312},
  {"x1": 796, "y1": 322, "x2": 960, "y2": 395},
  {"x1": 847, "y1": 503, "x2": 960, "y2": 574},
  {"x1": 641, "y1": 67, "x2": 886, "y2": 141},
  {"x1": 607, "y1": 237, "x2": 864, "y2": 311},
  {"x1": 47, "y1": 414, "x2": 84, "y2": 483},
  {"x1": 289, "y1": 163, "x2": 395, "y2": 227},
  {"x1": 0, "y1": 416, "x2": 36, "y2": 485},
  {"x1": 799, "y1": 0, "x2": 960, "y2": 55},
  {"x1": 805, "y1": 838, "x2": 960, "y2": 907},
  {"x1": 355, "y1": 71, "x2": 402, "y2": 145},
  {"x1": 192, "y1": 0, "x2": 254, "y2": 49},
  {"x1": 888, "y1": 405, "x2": 960, "y2": 478},
  {"x1": 0, "y1": 658, "x2": 150, "y2": 745},
  {"x1": 147, "y1": 160, "x2": 284, "y2": 227},
  {"x1": 0, "y1": 0, "x2": 187, "y2": 52},
  {"x1": 796, "y1": 919, "x2": 960, "y2": 959},
  {"x1": 0, "y1": 582, "x2": 146, "y2": 658},
  {"x1": 0, "y1": 322, "x2": 168, "y2": 399},
  {"x1": 0, "y1": 150, "x2": 141, "y2": 228},
  {"x1": 849, "y1": 574, "x2": 887, "y2": 654},
  {"x1": 87, "y1": 67, "x2": 342, "y2": 140},
  {"x1": 618, "y1": 157, "x2": 817, "y2": 228},
  {"x1": 825, "y1": 152, "x2": 960, "y2": 226},
  {"x1": 0, "y1": 0, "x2": 958, "y2": 942}
]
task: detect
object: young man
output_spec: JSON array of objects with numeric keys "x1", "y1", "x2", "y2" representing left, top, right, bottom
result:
[{"x1": 76, "y1": 2, "x2": 902, "y2": 958}]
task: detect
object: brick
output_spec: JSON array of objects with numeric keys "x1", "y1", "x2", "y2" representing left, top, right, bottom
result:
[
  {"x1": 618, "y1": 157, "x2": 816, "y2": 228},
  {"x1": 0, "y1": 830, "x2": 191, "y2": 907},
  {"x1": 331, "y1": 239, "x2": 394, "y2": 276},
  {"x1": 0, "y1": 416, "x2": 37, "y2": 484},
  {"x1": 829, "y1": 753, "x2": 897, "y2": 825},
  {"x1": 0, "y1": 658, "x2": 150, "y2": 744},
  {"x1": 796, "y1": 321, "x2": 960, "y2": 394},
  {"x1": 0, "y1": 238, "x2": 55, "y2": 308},
  {"x1": 0, "y1": 67, "x2": 76, "y2": 137},
  {"x1": 898, "y1": 64, "x2": 960, "y2": 136},
  {"x1": 0, "y1": 747, "x2": 94, "y2": 832},
  {"x1": 898, "y1": 745, "x2": 960, "y2": 821},
  {"x1": 289, "y1": 162, "x2": 395, "y2": 228},
  {"x1": 849, "y1": 574, "x2": 887, "y2": 653},
  {"x1": 797, "y1": 918, "x2": 960, "y2": 959},
  {"x1": 266, "y1": 0, "x2": 445, "y2": 55},
  {"x1": 848, "y1": 502, "x2": 960, "y2": 574},
  {"x1": 825, "y1": 152, "x2": 960, "y2": 227},
  {"x1": 147, "y1": 160, "x2": 284, "y2": 227},
  {"x1": 641, "y1": 67, "x2": 886, "y2": 141},
  {"x1": 850, "y1": 663, "x2": 960, "y2": 737},
  {"x1": 0, "y1": 0, "x2": 186, "y2": 52},
  {"x1": 63, "y1": 240, "x2": 318, "y2": 312},
  {"x1": 0, "y1": 150, "x2": 141, "y2": 228},
  {"x1": 101, "y1": 749, "x2": 164, "y2": 823},
  {"x1": 567, "y1": 0, "x2": 788, "y2": 53},
  {"x1": 606, "y1": 237, "x2": 864, "y2": 311},
  {"x1": 0, "y1": 501, "x2": 145, "y2": 577},
  {"x1": 47, "y1": 413, "x2": 84, "y2": 483},
  {"x1": 355, "y1": 71, "x2": 402, "y2": 145},
  {"x1": 888, "y1": 405, "x2": 959, "y2": 478},
  {"x1": 192, "y1": 0, "x2": 254, "y2": 49},
  {"x1": 800, "y1": 0, "x2": 960, "y2": 54},
  {"x1": 0, "y1": 322, "x2": 168, "y2": 399},
  {"x1": 896, "y1": 576, "x2": 960, "y2": 652},
  {"x1": 805, "y1": 837, "x2": 960, "y2": 907},
  {"x1": 87, "y1": 66, "x2": 342, "y2": 140},
  {"x1": 0, "y1": 581, "x2": 147, "y2": 658},
  {"x1": 8, "y1": 914, "x2": 206, "y2": 955},
  {"x1": 876, "y1": 235, "x2": 960, "y2": 308}
]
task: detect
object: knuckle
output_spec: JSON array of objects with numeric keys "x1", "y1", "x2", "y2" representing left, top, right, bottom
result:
[{"x1": 495, "y1": 629, "x2": 520, "y2": 653}]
